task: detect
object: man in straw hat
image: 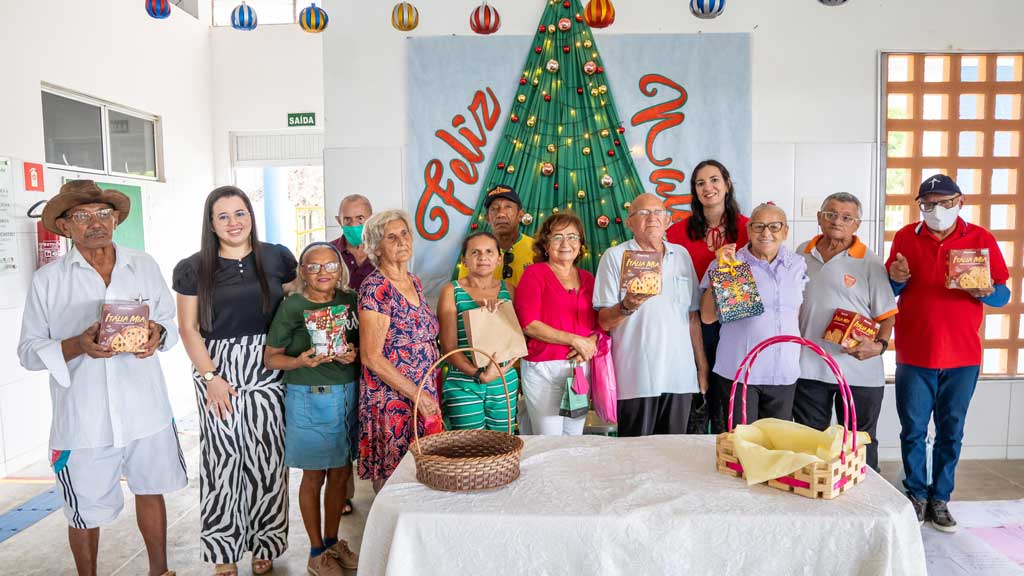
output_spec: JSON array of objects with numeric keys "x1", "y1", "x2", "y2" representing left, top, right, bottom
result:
[{"x1": 17, "y1": 180, "x2": 185, "y2": 576}]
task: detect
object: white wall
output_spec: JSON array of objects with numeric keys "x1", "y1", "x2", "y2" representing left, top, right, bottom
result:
[
  {"x1": 0, "y1": 0, "x2": 214, "y2": 474},
  {"x1": 322, "y1": 0, "x2": 1024, "y2": 459}
]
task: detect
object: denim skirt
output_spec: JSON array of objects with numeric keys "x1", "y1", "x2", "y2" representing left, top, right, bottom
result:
[{"x1": 284, "y1": 381, "x2": 357, "y2": 470}]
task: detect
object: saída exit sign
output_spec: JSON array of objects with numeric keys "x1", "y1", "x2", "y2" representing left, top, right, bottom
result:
[{"x1": 288, "y1": 112, "x2": 316, "y2": 127}]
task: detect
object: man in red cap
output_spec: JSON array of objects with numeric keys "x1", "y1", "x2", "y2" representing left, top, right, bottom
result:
[{"x1": 886, "y1": 173, "x2": 1010, "y2": 533}]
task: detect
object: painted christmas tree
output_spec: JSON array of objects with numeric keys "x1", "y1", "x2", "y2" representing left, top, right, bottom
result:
[{"x1": 462, "y1": 0, "x2": 644, "y2": 273}]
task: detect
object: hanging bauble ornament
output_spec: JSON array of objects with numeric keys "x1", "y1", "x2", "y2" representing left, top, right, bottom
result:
[
  {"x1": 617, "y1": 126, "x2": 626, "y2": 134},
  {"x1": 497, "y1": 162, "x2": 506, "y2": 169},
  {"x1": 818, "y1": 0, "x2": 848, "y2": 4},
  {"x1": 532, "y1": 78, "x2": 540, "y2": 86},
  {"x1": 563, "y1": 0, "x2": 570, "y2": 7},
  {"x1": 689, "y1": 0, "x2": 725, "y2": 19},
  {"x1": 598, "y1": 84, "x2": 608, "y2": 94},
  {"x1": 597, "y1": 214, "x2": 611, "y2": 228},
  {"x1": 576, "y1": 13, "x2": 584, "y2": 22},
  {"x1": 584, "y1": 0, "x2": 615, "y2": 29},
  {"x1": 623, "y1": 201, "x2": 631, "y2": 210},
  {"x1": 583, "y1": 61, "x2": 598, "y2": 75},
  {"x1": 552, "y1": 207, "x2": 560, "y2": 214},
  {"x1": 521, "y1": 213, "x2": 534, "y2": 226},
  {"x1": 471, "y1": 222, "x2": 479, "y2": 230},
  {"x1": 527, "y1": 116, "x2": 536, "y2": 127},
  {"x1": 590, "y1": 88, "x2": 600, "y2": 97},
  {"x1": 230, "y1": 2, "x2": 258, "y2": 30},
  {"x1": 554, "y1": 183, "x2": 559, "y2": 190},
  {"x1": 601, "y1": 174, "x2": 614, "y2": 188},
  {"x1": 535, "y1": 46, "x2": 543, "y2": 54},
  {"x1": 544, "y1": 94, "x2": 552, "y2": 102},
  {"x1": 547, "y1": 143, "x2": 557, "y2": 153},
  {"x1": 582, "y1": 146, "x2": 592, "y2": 156},
  {"x1": 597, "y1": 66, "x2": 604, "y2": 74},
  {"x1": 577, "y1": 190, "x2": 587, "y2": 199},
  {"x1": 541, "y1": 162, "x2": 555, "y2": 176},
  {"x1": 510, "y1": 114, "x2": 519, "y2": 123},
  {"x1": 546, "y1": 59, "x2": 560, "y2": 73},
  {"x1": 615, "y1": 216, "x2": 623, "y2": 224},
  {"x1": 600, "y1": 128, "x2": 610, "y2": 138},
  {"x1": 391, "y1": 2, "x2": 419, "y2": 31},
  {"x1": 517, "y1": 94, "x2": 527, "y2": 104},
  {"x1": 558, "y1": 17, "x2": 572, "y2": 31},
  {"x1": 577, "y1": 87, "x2": 584, "y2": 95},
  {"x1": 299, "y1": 2, "x2": 329, "y2": 32},
  {"x1": 563, "y1": 45, "x2": 571, "y2": 54},
  {"x1": 539, "y1": 25, "x2": 547, "y2": 33},
  {"x1": 583, "y1": 39, "x2": 593, "y2": 48},
  {"x1": 470, "y1": 2, "x2": 501, "y2": 35},
  {"x1": 607, "y1": 150, "x2": 616, "y2": 157},
  {"x1": 506, "y1": 165, "x2": 516, "y2": 174},
  {"x1": 547, "y1": 24, "x2": 556, "y2": 33},
  {"x1": 614, "y1": 139, "x2": 621, "y2": 146},
  {"x1": 145, "y1": 0, "x2": 171, "y2": 19},
  {"x1": 610, "y1": 239, "x2": 619, "y2": 246},
  {"x1": 519, "y1": 77, "x2": 528, "y2": 85}
]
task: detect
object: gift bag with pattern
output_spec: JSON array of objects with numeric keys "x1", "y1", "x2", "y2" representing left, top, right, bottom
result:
[{"x1": 709, "y1": 257, "x2": 764, "y2": 323}]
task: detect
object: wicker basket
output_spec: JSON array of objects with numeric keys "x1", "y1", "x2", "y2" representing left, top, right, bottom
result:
[
  {"x1": 409, "y1": 347, "x2": 524, "y2": 492},
  {"x1": 715, "y1": 335, "x2": 867, "y2": 500}
]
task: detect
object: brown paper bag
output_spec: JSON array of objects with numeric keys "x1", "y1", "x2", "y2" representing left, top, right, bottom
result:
[{"x1": 461, "y1": 300, "x2": 529, "y2": 368}]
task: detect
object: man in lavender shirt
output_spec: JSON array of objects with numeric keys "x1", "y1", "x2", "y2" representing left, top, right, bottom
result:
[{"x1": 699, "y1": 203, "x2": 808, "y2": 425}]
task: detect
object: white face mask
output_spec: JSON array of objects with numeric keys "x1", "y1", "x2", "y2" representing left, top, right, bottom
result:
[{"x1": 923, "y1": 204, "x2": 960, "y2": 231}]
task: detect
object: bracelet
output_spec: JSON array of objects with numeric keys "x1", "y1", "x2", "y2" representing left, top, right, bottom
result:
[{"x1": 875, "y1": 338, "x2": 889, "y2": 353}]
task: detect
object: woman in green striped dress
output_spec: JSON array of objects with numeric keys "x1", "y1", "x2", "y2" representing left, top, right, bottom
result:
[{"x1": 437, "y1": 232, "x2": 520, "y2": 430}]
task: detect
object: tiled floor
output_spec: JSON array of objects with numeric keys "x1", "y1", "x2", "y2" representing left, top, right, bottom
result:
[{"x1": 1, "y1": 436, "x2": 1022, "y2": 576}]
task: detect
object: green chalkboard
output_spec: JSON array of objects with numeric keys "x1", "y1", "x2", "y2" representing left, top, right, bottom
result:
[{"x1": 96, "y1": 182, "x2": 145, "y2": 250}]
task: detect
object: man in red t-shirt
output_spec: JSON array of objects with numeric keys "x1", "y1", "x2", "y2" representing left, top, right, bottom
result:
[{"x1": 885, "y1": 174, "x2": 1010, "y2": 533}]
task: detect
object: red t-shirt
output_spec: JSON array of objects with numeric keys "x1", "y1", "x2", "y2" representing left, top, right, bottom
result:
[
  {"x1": 885, "y1": 218, "x2": 1009, "y2": 369},
  {"x1": 666, "y1": 214, "x2": 750, "y2": 278},
  {"x1": 513, "y1": 262, "x2": 599, "y2": 362}
]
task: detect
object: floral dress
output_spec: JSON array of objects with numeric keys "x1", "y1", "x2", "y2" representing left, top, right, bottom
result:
[{"x1": 358, "y1": 270, "x2": 440, "y2": 481}]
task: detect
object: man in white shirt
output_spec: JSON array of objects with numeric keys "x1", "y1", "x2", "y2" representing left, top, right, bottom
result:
[
  {"x1": 593, "y1": 193, "x2": 709, "y2": 436},
  {"x1": 18, "y1": 180, "x2": 185, "y2": 576}
]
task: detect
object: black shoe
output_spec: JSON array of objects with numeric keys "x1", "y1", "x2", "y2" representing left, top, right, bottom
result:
[
  {"x1": 907, "y1": 494, "x2": 927, "y2": 524},
  {"x1": 928, "y1": 500, "x2": 958, "y2": 533}
]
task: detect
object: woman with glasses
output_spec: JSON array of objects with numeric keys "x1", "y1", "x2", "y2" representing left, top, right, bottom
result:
[
  {"x1": 666, "y1": 160, "x2": 750, "y2": 433},
  {"x1": 357, "y1": 210, "x2": 441, "y2": 491},
  {"x1": 437, "y1": 232, "x2": 519, "y2": 431},
  {"x1": 513, "y1": 213, "x2": 599, "y2": 435},
  {"x1": 265, "y1": 242, "x2": 360, "y2": 574},
  {"x1": 173, "y1": 186, "x2": 298, "y2": 576},
  {"x1": 699, "y1": 202, "x2": 808, "y2": 424}
]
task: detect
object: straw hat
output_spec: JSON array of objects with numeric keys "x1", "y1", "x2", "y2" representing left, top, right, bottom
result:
[{"x1": 41, "y1": 180, "x2": 130, "y2": 237}]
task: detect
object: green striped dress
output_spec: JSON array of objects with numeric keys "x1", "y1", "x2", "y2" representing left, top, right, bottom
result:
[{"x1": 441, "y1": 280, "x2": 520, "y2": 431}]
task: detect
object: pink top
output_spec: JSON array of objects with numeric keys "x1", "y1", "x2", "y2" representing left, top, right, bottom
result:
[{"x1": 513, "y1": 263, "x2": 599, "y2": 362}]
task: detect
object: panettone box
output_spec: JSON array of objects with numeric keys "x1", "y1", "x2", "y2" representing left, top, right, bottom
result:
[
  {"x1": 98, "y1": 301, "x2": 150, "y2": 353},
  {"x1": 303, "y1": 304, "x2": 349, "y2": 357},
  {"x1": 947, "y1": 248, "x2": 992, "y2": 291},
  {"x1": 620, "y1": 250, "x2": 663, "y2": 295},
  {"x1": 823, "y1": 309, "x2": 880, "y2": 349}
]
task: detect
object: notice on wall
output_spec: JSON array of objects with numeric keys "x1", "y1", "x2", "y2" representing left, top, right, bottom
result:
[{"x1": 0, "y1": 158, "x2": 18, "y2": 275}]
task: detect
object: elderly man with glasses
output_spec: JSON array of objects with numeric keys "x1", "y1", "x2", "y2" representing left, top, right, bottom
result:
[
  {"x1": 18, "y1": 180, "x2": 184, "y2": 576},
  {"x1": 793, "y1": 192, "x2": 898, "y2": 472},
  {"x1": 885, "y1": 174, "x2": 1010, "y2": 532},
  {"x1": 594, "y1": 193, "x2": 709, "y2": 436},
  {"x1": 457, "y1": 185, "x2": 534, "y2": 288}
]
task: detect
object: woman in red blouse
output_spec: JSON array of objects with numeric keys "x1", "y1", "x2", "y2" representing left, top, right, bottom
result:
[{"x1": 666, "y1": 159, "x2": 749, "y2": 434}]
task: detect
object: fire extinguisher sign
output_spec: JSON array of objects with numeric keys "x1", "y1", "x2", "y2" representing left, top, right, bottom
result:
[
  {"x1": 23, "y1": 162, "x2": 44, "y2": 192},
  {"x1": 0, "y1": 158, "x2": 19, "y2": 274}
]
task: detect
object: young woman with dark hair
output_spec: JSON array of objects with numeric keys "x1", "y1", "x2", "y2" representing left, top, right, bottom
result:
[{"x1": 173, "y1": 186, "x2": 299, "y2": 576}]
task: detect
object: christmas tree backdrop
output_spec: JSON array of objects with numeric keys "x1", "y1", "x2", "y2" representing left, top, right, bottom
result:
[{"x1": 461, "y1": 0, "x2": 644, "y2": 273}]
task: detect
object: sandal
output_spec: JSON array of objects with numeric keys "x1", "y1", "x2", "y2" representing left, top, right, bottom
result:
[
  {"x1": 252, "y1": 558, "x2": 273, "y2": 575},
  {"x1": 341, "y1": 498, "x2": 354, "y2": 516},
  {"x1": 213, "y1": 563, "x2": 237, "y2": 576}
]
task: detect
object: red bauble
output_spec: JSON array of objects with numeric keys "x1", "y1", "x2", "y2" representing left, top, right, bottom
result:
[
  {"x1": 470, "y1": 2, "x2": 501, "y2": 35},
  {"x1": 607, "y1": 149, "x2": 615, "y2": 156},
  {"x1": 617, "y1": 126, "x2": 626, "y2": 134},
  {"x1": 497, "y1": 162, "x2": 505, "y2": 169},
  {"x1": 597, "y1": 66, "x2": 604, "y2": 73},
  {"x1": 538, "y1": 25, "x2": 547, "y2": 33},
  {"x1": 575, "y1": 14, "x2": 584, "y2": 22},
  {"x1": 520, "y1": 78, "x2": 527, "y2": 85},
  {"x1": 615, "y1": 217, "x2": 623, "y2": 224},
  {"x1": 563, "y1": 0, "x2": 570, "y2": 7},
  {"x1": 544, "y1": 94, "x2": 551, "y2": 102},
  {"x1": 471, "y1": 223, "x2": 480, "y2": 230},
  {"x1": 510, "y1": 114, "x2": 519, "y2": 122},
  {"x1": 614, "y1": 139, "x2": 621, "y2": 146},
  {"x1": 563, "y1": 45, "x2": 571, "y2": 53},
  {"x1": 554, "y1": 183, "x2": 559, "y2": 190},
  {"x1": 535, "y1": 46, "x2": 543, "y2": 54},
  {"x1": 577, "y1": 87, "x2": 584, "y2": 95}
]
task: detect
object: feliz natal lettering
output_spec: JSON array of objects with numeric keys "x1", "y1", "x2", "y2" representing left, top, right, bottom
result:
[
  {"x1": 105, "y1": 314, "x2": 146, "y2": 323},
  {"x1": 630, "y1": 74, "x2": 691, "y2": 221},
  {"x1": 416, "y1": 87, "x2": 501, "y2": 241}
]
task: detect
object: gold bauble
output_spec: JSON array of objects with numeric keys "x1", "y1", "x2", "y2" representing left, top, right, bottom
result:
[
  {"x1": 583, "y1": 39, "x2": 593, "y2": 48},
  {"x1": 527, "y1": 116, "x2": 536, "y2": 127},
  {"x1": 547, "y1": 24, "x2": 556, "y2": 33},
  {"x1": 532, "y1": 78, "x2": 540, "y2": 86},
  {"x1": 552, "y1": 207, "x2": 560, "y2": 213},
  {"x1": 547, "y1": 144, "x2": 556, "y2": 153},
  {"x1": 582, "y1": 146, "x2": 591, "y2": 156},
  {"x1": 600, "y1": 129, "x2": 610, "y2": 138},
  {"x1": 623, "y1": 201, "x2": 631, "y2": 210},
  {"x1": 598, "y1": 85, "x2": 608, "y2": 94},
  {"x1": 590, "y1": 88, "x2": 600, "y2": 97},
  {"x1": 506, "y1": 165, "x2": 515, "y2": 174},
  {"x1": 577, "y1": 189, "x2": 586, "y2": 199},
  {"x1": 517, "y1": 94, "x2": 527, "y2": 103}
]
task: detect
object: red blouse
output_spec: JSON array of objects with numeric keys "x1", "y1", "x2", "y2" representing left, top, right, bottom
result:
[{"x1": 513, "y1": 263, "x2": 599, "y2": 362}]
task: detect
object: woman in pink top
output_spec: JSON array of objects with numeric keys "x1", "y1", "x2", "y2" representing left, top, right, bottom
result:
[{"x1": 514, "y1": 212, "x2": 600, "y2": 435}]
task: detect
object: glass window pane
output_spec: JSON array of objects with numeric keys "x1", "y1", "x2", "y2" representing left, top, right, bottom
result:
[
  {"x1": 993, "y1": 131, "x2": 1020, "y2": 157},
  {"x1": 885, "y1": 205, "x2": 911, "y2": 231},
  {"x1": 995, "y1": 95, "x2": 1021, "y2": 120},
  {"x1": 888, "y1": 55, "x2": 911, "y2": 82},
  {"x1": 986, "y1": 314, "x2": 1009, "y2": 339},
  {"x1": 108, "y1": 111, "x2": 157, "y2": 177},
  {"x1": 990, "y1": 204, "x2": 1015, "y2": 230},
  {"x1": 991, "y1": 169, "x2": 1017, "y2": 195},
  {"x1": 41, "y1": 92, "x2": 104, "y2": 171},
  {"x1": 996, "y1": 56, "x2": 1021, "y2": 82},
  {"x1": 887, "y1": 131, "x2": 913, "y2": 158},
  {"x1": 958, "y1": 131, "x2": 984, "y2": 157},
  {"x1": 887, "y1": 94, "x2": 912, "y2": 119},
  {"x1": 961, "y1": 203, "x2": 980, "y2": 224},
  {"x1": 956, "y1": 169, "x2": 979, "y2": 195},
  {"x1": 997, "y1": 241, "x2": 1013, "y2": 267},
  {"x1": 982, "y1": 348, "x2": 1007, "y2": 374},
  {"x1": 959, "y1": 94, "x2": 984, "y2": 120},
  {"x1": 887, "y1": 168, "x2": 911, "y2": 195},
  {"x1": 922, "y1": 131, "x2": 946, "y2": 157},
  {"x1": 960, "y1": 56, "x2": 983, "y2": 82},
  {"x1": 922, "y1": 94, "x2": 948, "y2": 120},
  {"x1": 924, "y1": 56, "x2": 949, "y2": 82}
]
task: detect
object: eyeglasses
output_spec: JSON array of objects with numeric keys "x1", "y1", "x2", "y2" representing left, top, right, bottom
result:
[
  {"x1": 918, "y1": 196, "x2": 961, "y2": 213},
  {"x1": 749, "y1": 221, "x2": 786, "y2": 234},
  {"x1": 550, "y1": 233, "x2": 581, "y2": 244},
  {"x1": 502, "y1": 251, "x2": 514, "y2": 279},
  {"x1": 819, "y1": 211, "x2": 861, "y2": 225},
  {"x1": 302, "y1": 262, "x2": 341, "y2": 274},
  {"x1": 64, "y1": 208, "x2": 114, "y2": 225},
  {"x1": 629, "y1": 208, "x2": 668, "y2": 219},
  {"x1": 215, "y1": 210, "x2": 250, "y2": 223}
]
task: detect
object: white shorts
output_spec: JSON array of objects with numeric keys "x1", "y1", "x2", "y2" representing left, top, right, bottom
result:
[{"x1": 51, "y1": 420, "x2": 188, "y2": 529}]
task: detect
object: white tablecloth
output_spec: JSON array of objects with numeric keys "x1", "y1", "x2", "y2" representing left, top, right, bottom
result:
[{"x1": 359, "y1": 435, "x2": 926, "y2": 576}]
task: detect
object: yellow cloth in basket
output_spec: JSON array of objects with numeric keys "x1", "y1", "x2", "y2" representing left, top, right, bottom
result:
[{"x1": 731, "y1": 418, "x2": 872, "y2": 485}]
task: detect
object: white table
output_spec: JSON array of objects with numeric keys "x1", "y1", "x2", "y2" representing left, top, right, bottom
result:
[{"x1": 359, "y1": 435, "x2": 926, "y2": 576}]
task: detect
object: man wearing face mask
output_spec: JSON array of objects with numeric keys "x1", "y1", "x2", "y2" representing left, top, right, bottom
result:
[
  {"x1": 330, "y1": 194, "x2": 376, "y2": 291},
  {"x1": 885, "y1": 174, "x2": 1010, "y2": 533}
]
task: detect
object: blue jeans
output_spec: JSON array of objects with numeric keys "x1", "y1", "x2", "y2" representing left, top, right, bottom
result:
[{"x1": 895, "y1": 363, "x2": 979, "y2": 501}]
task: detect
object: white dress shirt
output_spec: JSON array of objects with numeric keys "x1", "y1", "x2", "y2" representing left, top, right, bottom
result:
[{"x1": 18, "y1": 244, "x2": 179, "y2": 450}]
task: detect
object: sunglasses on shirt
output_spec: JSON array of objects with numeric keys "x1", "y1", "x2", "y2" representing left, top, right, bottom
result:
[{"x1": 502, "y1": 251, "x2": 514, "y2": 280}]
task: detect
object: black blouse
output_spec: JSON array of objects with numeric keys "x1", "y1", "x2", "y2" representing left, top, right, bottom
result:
[{"x1": 172, "y1": 243, "x2": 298, "y2": 340}]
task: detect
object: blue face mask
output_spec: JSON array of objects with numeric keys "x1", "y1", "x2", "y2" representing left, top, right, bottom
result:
[{"x1": 342, "y1": 224, "x2": 364, "y2": 247}]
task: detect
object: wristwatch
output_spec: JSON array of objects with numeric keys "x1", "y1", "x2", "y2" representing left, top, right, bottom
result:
[
  {"x1": 202, "y1": 370, "x2": 217, "y2": 382},
  {"x1": 876, "y1": 339, "x2": 889, "y2": 353},
  {"x1": 156, "y1": 324, "x2": 167, "y2": 348},
  {"x1": 473, "y1": 366, "x2": 486, "y2": 383},
  {"x1": 619, "y1": 299, "x2": 636, "y2": 316}
]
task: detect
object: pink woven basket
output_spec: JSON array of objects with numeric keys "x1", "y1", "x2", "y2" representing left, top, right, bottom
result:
[{"x1": 715, "y1": 335, "x2": 868, "y2": 499}]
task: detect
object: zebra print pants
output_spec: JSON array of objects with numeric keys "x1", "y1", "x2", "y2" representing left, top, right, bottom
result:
[{"x1": 194, "y1": 334, "x2": 288, "y2": 564}]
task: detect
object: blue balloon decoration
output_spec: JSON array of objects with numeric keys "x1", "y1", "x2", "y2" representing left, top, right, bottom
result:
[
  {"x1": 690, "y1": 0, "x2": 725, "y2": 19},
  {"x1": 231, "y1": 2, "x2": 258, "y2": 30},
  {"x1": 146, "y1": 0, "x2": 171, "y2": 19}
]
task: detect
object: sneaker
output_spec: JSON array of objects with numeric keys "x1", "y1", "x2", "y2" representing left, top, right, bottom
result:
[
  {"x1": 307, "y1": 551, "x2": 344, "y2": 576},
  {"x1": 928, "y1": 500, "x2": 959, "y2": 533},
  {"x1": 907, "y1": 494, "x2": 927, "y2": 524},
  {"x1": 328, "y1": 539, "x2": 360, "y2": 570}
]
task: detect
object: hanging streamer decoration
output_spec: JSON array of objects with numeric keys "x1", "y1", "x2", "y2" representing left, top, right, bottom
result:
[
  {"x1": 231, "y1": 2, "x2": 258, "y2": 31},
  {"x1": 299, "y1": 2, "x2": 329, "y2": 33}
]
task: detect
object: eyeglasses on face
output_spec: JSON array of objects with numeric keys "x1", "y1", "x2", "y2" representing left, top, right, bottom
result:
[
  {"x1": 629, "y1": 208, "x2": 668, "y2": 219},
  {"x1": 215, "y1": 210, "x2": 251, "y2": 224},
  {"x1": 550, "y1": 233, "x2": 581, "y2": 244},
  {"x1": 749, "y1": 221, "x2": 786, "y2": 234},
  {"x1": 64, "y1": 208, "x2": 114, "y2": 225},
  {"x1": 819, "y1": 211, "x2": 860, "y2": 225},
  {"x1": 917, "y1": 196, "x2": 960, "y2": 213},
  {"x1": 302, "y1": 262, "x2": 341, "y2": 274}
]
